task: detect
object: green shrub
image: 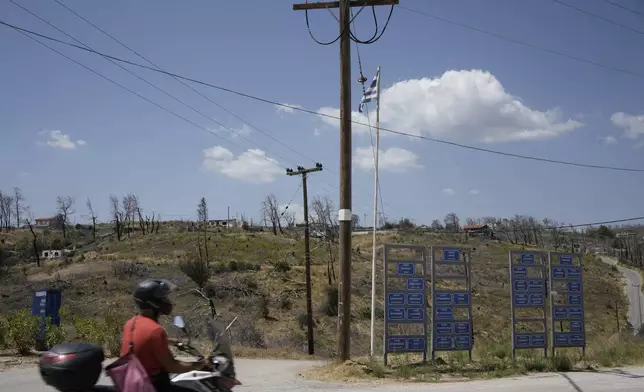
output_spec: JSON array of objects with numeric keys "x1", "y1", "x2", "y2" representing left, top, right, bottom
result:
[
  {"x1": 44, "y1": 317, "x2": 67, "y2": 349},
  {"x1": 6, "y1": 309, "x2": 40, "y2": 355},
  {"x1": 273, "y1": 261, "x2": 291, "y2": 274},
  {"x1": 73, "y1": 316, "x2": 107, "y2": 345},
  {"x1": 103, "y1": 308, "x2": 127, "y2": 357}
]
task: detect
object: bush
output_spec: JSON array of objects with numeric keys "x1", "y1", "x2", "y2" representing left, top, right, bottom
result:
[
  {"x1": 73, "y1": 316, "x2": 107, "y2": 345},
  {"x1": 104, "y1": 308, "x2": 127, "y2": 357},
  {"x1": 44, "y1": 318, "x2": 67, "y2": 349},
  {"x1": 6, "y1": 309, "x2": 40, "y2": 355},
  {"x1": 273, "y1": 261, "x2": 291, "y2": 274}
]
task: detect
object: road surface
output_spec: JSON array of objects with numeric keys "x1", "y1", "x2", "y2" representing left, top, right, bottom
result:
[
  {"x1": 3, "y1": 358, "x2": 644, "y2": 392},
  {"x1": 600, "y1": 256, "x2": 644, "y2": 333}
]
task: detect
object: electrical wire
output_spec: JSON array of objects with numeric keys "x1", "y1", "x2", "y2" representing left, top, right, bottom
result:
[
  {"x1": 348, "y1": 4, "x2": 395, "y2": 45},
  {"x1": 553, "y1": 0, "x2": 644, "y2": 37},
  {"x1": 6, "y1": 0, "x2": 292, "y2": 169},
  {"x1": 51, "y1": 0, "x2": 319, "y2": 172},
  {"x1": 2, "y1": 18, "x2": 642, "y2": 173},
  {"x1": 600, "y1": 0, "x2": 644, "y2": 18},
  {"x1": 397, "y1": 5, "x2": 644, "y2": 80},
  {"x1": 280, "y1": 183, "x2": 303, "y2": 218}
]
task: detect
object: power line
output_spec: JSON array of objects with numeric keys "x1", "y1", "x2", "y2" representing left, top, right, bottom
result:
[
  {"x1": 5, "y1": 0, "x2": 291, "y2": 170},
  {"x1": 3, "y1": 18, "x2": 641, "y2": 173},
  {"x1": 553, "y1": 0, "x2": 644, "y2": 37},
  {"x1": 51, "y1": 0, "x2": 320, "y2": 173},
  {"x1": 397, "y1": 5, "x2": 644, "y2": 80},
  {"x1": 600, "y1": 0, "x2": 644, "y2": 18}
]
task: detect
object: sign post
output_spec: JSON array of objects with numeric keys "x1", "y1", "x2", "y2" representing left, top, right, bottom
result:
[
  {"x1": 383, "y1": 244, "x2": 429, "y2": 365},
  {"x1": 430, "y1": 246, "x2": 473, "y2": 360},
  {"x1": 31, "y1": 289, "x2": 62, "y2": 349},
  {"x1": 509, "y1": 250, "x2": 548, "y2": 359},
  {"x1": 549, "y1": 252, "x2": 586, "y2": 356}
]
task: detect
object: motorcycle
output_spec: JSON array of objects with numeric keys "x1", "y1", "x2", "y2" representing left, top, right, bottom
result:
[{"x1": 38, "y1": 315, "x2": 241, "y2": 392}]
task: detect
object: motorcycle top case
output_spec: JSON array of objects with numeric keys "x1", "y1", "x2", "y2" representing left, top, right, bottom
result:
[{"x1": 39, "y1": 341, "x2": 105, "y2": 391}]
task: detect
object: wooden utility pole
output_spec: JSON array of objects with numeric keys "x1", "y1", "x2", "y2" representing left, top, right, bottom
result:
[
  {"x1": 293, "y1": 0, "x2": 399, "y2": 363},
  {"x1": 286, "y1": 163, "x2": 323, "y2": 355}
]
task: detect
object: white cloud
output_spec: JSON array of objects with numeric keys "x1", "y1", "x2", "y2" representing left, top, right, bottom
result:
[
  {"x1": 469, "y1": 189, "x2": 480, "y2": 195},
  {"x1": 276, "y1": 103, "x2": 303, "y2": 115},
  {"x1": 202, "y1": 146, "x2": 282, "y2": 184},
  {"x1": 441, "y1": 188, "x2": 455, "y2": 195},
  {"x1": 317, "y1": 69, "x2": 582, "y2": 143},
  {"x1": 600, "y1": 136, "x2": 618, "y2": 145},
  {"x1": 40, "y1": 130, "x2": 86, "y2": 149},
  {"x1": 279, "y1": 203, "x2": 305, "y2": 223},
  {"x1": 611, "y1": 112, "x2": 644, "y2": 140},
  {"x1": 353, "y1": 146, "x2": 422, "y2": 172},
  {"x1": 314, "y1": 128, "x2": 321, "y2": 136}
]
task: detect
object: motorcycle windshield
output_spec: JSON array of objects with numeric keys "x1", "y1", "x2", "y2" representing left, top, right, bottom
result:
[{"x1": 206, "y1": 320, "x2": 236, "y2": 375}]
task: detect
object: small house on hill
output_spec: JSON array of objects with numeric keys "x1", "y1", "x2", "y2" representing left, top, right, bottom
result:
[
  {"x1": 35, "y1": 216, "x2": 57, "y2": 228},
  {"x1": 463, "y1": 224, "x2": 490, "y2": 236}
]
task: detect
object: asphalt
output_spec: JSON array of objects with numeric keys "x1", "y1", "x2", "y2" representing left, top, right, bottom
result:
[
  {"x1": 4, "y1": 358, "x2": 644, "y2": 392},
  {"x1": 599, "y1": 256, "x2": 644, "y2": 333}
]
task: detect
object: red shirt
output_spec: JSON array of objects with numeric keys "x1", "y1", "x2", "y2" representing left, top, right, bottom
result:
[{"x1": 120, "y1": 315, "x2": 171, "y2": 376}]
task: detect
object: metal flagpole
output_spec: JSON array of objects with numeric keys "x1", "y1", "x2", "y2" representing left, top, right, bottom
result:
[{"x1": 369, "y1": 66, "x2": 381, "y2": 357}]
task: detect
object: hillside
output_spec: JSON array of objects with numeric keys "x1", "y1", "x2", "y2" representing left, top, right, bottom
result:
[{"x1": 0, "y1": 225, "x2": 636, "y2": 364}]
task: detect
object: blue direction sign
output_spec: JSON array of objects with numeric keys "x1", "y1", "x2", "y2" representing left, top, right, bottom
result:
[
  {"x1": 397, "y1": 263, "x2": 415, "y2": 276},
  {"x1": 550, "y1": 253, "x2": 585, "y2": 350},
  {"x1": 435, "y1": 336, "x2": 453, "y2": 350},
  {"x1": 443, "y1": 248, "x2": 461, "y2": 262},
  {"x1": 387, "y1": 293, "x2": 405, "y2": 306},
  {"x1": 406, "y1": 277, "x2": 424, "y2": 291},
  {"x1": 431, "y1": 247, "x2": 473, "y2": 357},
  {"x1": 434, "y1": 293, "x2": 452, "y2": 306},
  {"x1": 509, "y1": 250, "x2": 547, "y2": 356},
  {"x1": 406, "y1": 293, "x2": 424, "y2": 306},
  {"x1": 521, "y1": 253, "x2": 535, "y2": 265},
  {"x1": 384, "y1": 245, "x2": 429, "y2": 364},
  {"x1": 453, "y1": 292, "x2": 470, "y2": 306}
]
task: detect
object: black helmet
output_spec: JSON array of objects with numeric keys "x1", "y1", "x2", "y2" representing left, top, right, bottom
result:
[{"x1": 133, "y1": 279, "x2": 176, "y2": 315}]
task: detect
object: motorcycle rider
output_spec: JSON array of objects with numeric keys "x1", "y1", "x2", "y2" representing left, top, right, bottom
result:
[{"x1": 121, "y1": 278, "x2": 209, "y2": 392}]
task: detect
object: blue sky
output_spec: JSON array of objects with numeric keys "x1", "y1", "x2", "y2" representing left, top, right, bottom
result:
[{"x1": 1, "y1": 0, "x2": 643, "y2": 226}]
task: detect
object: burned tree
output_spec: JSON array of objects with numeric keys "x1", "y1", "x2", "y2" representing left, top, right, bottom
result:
[
  {"x1": 0, "y1": 191, "x2": 13, "y2": 231},
  {"x1": 109, "y1": 194, "x2": 124, "y2": 241},
  {"x1": 180, "y1": 245, "x2": 216, "y2": 318},
  {"x1": 23, "y1": 211, "x2": 41, "y2": 267},
  {"x1": 14, "y1": 187, "x2": 24, "y2": 228},
  {"x1": 262, "y1": 194, "x2": 283, "y2": 235},
  {"x1": 311, "y1": 195, "x2": 337, "y2": 285},
  {"x1": 55, "y1": 196, "x2": 75, "y2": 240},
  {"x1": 86, "y1": 197, "x2": 98, "y2": 240},
  {"x1": 197, "y1": 197, "x2": 209, "y2": 260}
]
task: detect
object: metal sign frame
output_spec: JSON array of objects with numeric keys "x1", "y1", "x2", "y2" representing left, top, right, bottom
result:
[
  {"x1": 509, "y1": 250, "x2": 548, "y2": 359},
  {"x1": 430, "y1": 246, "x2": 473, "y2": 360},
  {"x1": 549, "y1": 252, "x2": 586, "y2": 356},
  {"x1": 383, "y1": 244, "x2": 429, "y2": 365}
]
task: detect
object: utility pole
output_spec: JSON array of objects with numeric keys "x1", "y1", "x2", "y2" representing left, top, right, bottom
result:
[
  {"x1": 286, "y1": 163, "x2": 323, "y2": 355},
  {"x1": 293, "y1": 0, "x2": 399, "y2": 363}
]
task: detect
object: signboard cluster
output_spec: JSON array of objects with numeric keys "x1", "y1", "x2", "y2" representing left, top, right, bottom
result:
[
  {"x1": 549, "y1": 253, "x2": 586, "y2": 355},
  {"x1": 383, "y1": 244, "x2": 429, "y2": 365},
  {"x1": 509, "y1": 251, "x2": 548, "y2": 358},
  {"x1": 383, "y1": 245, "x2": 586, "y2": 363},
  {"x1": 383, "y1": 245, "x2": 472, "y2": 364},
  {"x1": 431, "y1": 246, "x2": 473, "y2": 360}
]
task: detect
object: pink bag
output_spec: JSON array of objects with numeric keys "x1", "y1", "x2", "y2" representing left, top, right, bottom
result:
[{"x1": 105, "y1": 316, "x2": 156, "y2": 392}]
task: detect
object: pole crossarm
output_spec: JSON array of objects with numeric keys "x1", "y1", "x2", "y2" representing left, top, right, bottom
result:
[{"x1": 293, "y1": 0, "x2": 398, "y2": 11}]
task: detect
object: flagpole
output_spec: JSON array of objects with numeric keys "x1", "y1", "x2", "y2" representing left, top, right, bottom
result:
[{"x1": 369, "y1": 66, "x2": 381, "y2": 358}]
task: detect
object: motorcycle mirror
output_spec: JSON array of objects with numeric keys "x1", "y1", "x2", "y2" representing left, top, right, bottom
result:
[{"x1": 173, "y1": 315, "x2": 186, "y2": 330}]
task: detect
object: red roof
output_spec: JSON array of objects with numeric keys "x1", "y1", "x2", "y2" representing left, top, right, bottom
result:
[{"x1": 463, "y1": 224, "x2": 488, "y2": 230}]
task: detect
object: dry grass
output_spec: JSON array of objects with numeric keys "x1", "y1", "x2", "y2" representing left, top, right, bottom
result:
[{"x1": 0, "y1": 226, "x2": 636, "y2": 373}]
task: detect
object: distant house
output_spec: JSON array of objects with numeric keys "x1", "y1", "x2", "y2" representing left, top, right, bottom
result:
[
  {"x1": 41, "y1": 249, "x2": 62, "y2": 259},
  {"x1": 207, "y1": 219, "x2": 241, "y2": 228},
  {"x1": 35, "y1": 216, "x2": 57, "y2": 228},
  {"x1": 463, "y1": 224, "x2": 490, "y2": 236}
]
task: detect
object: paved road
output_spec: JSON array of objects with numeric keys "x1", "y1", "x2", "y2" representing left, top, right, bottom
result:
[
  {"x1": 600, "y1": 256, "x2": 644, "y2": 333},
  {"x1": 4, "y1": 358, "x2": 644, "y2": 392}
]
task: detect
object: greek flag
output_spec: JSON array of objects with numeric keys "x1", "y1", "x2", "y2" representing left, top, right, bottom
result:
[{"x1": 358, "y1": 69, "x2": 379, "y2": 113}]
